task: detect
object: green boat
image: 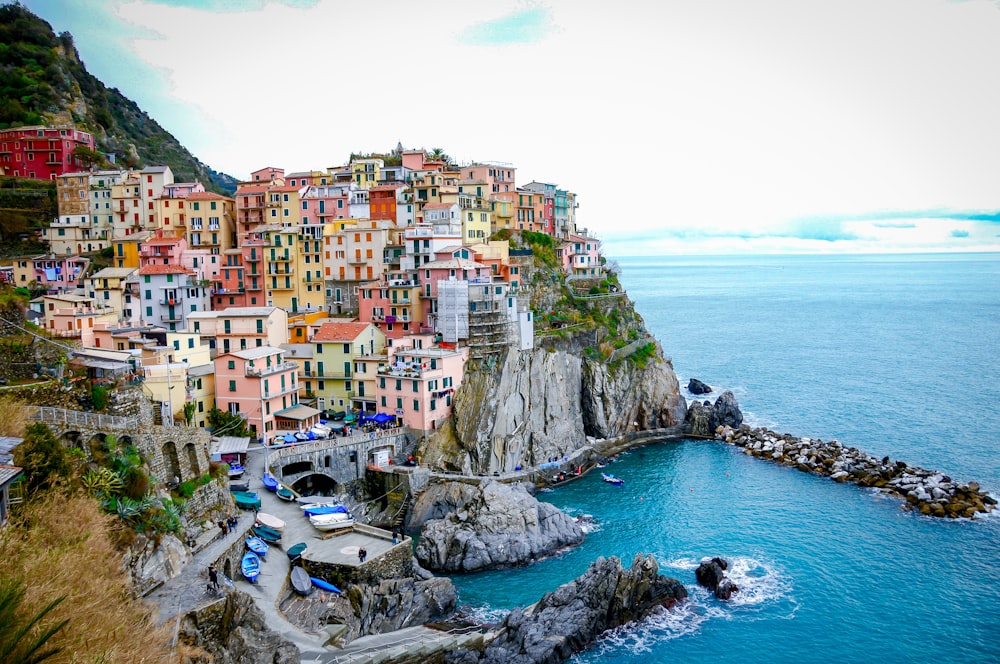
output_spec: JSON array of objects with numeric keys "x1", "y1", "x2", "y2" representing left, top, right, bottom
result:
[
  {"x1": 252, "y1": 524, "x2": 282, "y2": 543},
  {"x1": 232, "y1": 491, "x2": 261, "y2": 511},
  {"x1": 286, "y1": 542, "x2": 307, "y2": 563}
]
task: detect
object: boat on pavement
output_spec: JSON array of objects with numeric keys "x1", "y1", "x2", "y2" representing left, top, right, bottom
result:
[
  {"x1": 232, "y1": 491, "x2": 261, "y2": 511},
  {"x1": 261, "y1": 474, "x2": 279, "y2": 492},
  {"x1": 301, "y1": 503, "x2": 350, "y2": 517},
  {"x1": 252, "y1": 524, "x2": 282, "y2": 543},
  {"x1": 255, "y1": 512, "x2": 285, "y2": 532},
  {"x1": 290, "y1": 566, "x2": 313, "y2": 596},
  {"x1": 310, "y1": 576, "x2": 342, "y2": 593},
  {"x1": 241, "y1": 551, "x2": 261, "y2": 583},
  {"x1": 245, "y1": 536, "x2": 268, "y2": 558},
  {"x1": 276, "y1": 484, "x2": 296, "y2": 502},
  {"x1": 286, "y1": 542, "x2": 307, "y2": 563},
  {"x1": 228, "y1": 464, "x2": 245, "y2": 479},
  {"x1": 309, "y1": 511, "x2": 355, "y2": 531}
]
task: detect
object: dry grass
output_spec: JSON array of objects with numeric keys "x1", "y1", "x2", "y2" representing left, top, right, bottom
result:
[
  {"x1": 0, "y1": 393, "x2": 26, "y2": 438},
  {"x1": 0, "y1": 488, "x2": 186, "y2": 663}
]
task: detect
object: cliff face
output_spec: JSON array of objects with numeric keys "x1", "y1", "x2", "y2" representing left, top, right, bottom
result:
[{"x1": 421, "y1": 316, "x2": 686, "y2": 475}]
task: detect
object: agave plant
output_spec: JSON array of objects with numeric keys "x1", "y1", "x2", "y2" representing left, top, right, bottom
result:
[
  {"x1": 112, "y1": 497, "x2": 143, "y2": 522},
  {"x1": 80, "y1": 467, "x2": 125, "y2": 498}
]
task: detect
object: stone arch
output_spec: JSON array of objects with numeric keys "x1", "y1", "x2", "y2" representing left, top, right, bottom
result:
[
  {"x1": 87, "y1": 433, "x2": 109, "y2": 463},
  {"x1": 184, "y1": 443, "x2": 200, "y2": 477},
  {"x1": 289, "y1": 472, "x2": 338, "y2": 496},
  {"x1": 281, "y1": 460, "x2": 314, "y2": 476},
  {"x1": 162, "y1": 441, "x2": 181, "y2": 482},
  {"x1": 223, "y1": 559, "x2": 233, "y2": 581},
  {"x1": 60, "y1": 430, "x2": 83, "y2": 451}
]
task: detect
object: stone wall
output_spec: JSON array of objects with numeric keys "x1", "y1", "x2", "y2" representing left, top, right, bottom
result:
[
  {"x1": 269, "y1": 432, "x2": 411, "y2": 489},
  {"x1": 303, "y1": 524, "x2": 412, "y2": 589}
]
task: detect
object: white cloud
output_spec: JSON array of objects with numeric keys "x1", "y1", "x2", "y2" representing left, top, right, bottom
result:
[{"x1": 22, "y1": 0, "x2": 1000, "y2": 254}]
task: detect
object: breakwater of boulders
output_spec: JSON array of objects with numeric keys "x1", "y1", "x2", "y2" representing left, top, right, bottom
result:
[{"x1": 715, "y1": 425, "x2": 997, "y2": 519}]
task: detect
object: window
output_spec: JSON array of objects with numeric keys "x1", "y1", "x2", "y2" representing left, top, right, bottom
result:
[
  {"x1": 413, "y1": 399, "x2": 420, "y2": 412},
  {"x1": 229, "y1": 380, "x2": 236, "y2": 392},
  {"x1": 227, "y1": 360, "x2": 235, "y2": 369}
]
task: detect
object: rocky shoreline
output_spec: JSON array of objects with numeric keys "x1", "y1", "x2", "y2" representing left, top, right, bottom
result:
[{"x1": 716, "y1": 424, "x2": 997, "y2": 518}]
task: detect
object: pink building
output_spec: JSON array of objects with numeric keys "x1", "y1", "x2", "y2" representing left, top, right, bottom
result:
[
  {"x1": 214, "y1": 346, "x2": 315, "y2": 445},
  {"x1": 14, "y1": 254, "x2": 89, "y2": 293},
  {"x1": 376, "y1": 344, "x2": 468, "y2": 432},
  {"x1": 357, "y1": 273, "x2": 424, "y2": 340},
  {"x1": 460, "y1": 164, "x2": 517, "y2": 195},
  {"x1": 139, "y1": 232, "x2": 187, "y2": 267},
  {"x1": 560, "y1": 234, "x2": 603, "y2": 278}
]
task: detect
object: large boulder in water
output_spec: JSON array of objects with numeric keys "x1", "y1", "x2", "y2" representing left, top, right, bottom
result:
[
  {"x1": 463, "y1": 554, "x2": 687, "y2": 664},
  {"x1": 688, "y1": 378, "x2": 713, "y2": 395},
  {"x1": 684, "y1": 391, "x2": 743, "y2": 436},
  {"x1": 415, "y1": 480, "x2": 584, "y2": 573},
  {"x1": 695, "y1": 557, "x2": 739, "y2": 601}
]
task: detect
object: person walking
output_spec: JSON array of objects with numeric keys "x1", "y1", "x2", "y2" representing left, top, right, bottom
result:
[
  {"x1": 358, "y1": 547, "x2": 367, "y2": 563},
  {"x1": 208, "y1": 565, "x2": 219, "y2": 592}
]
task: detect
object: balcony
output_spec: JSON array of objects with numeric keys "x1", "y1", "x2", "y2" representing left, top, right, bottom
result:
[
  {"x1": 269, "y1": 281, "x2": 294, "y2": 291},
  {"x1": 160, "y1": 312, "x2": 184, "y2": 323},
  {"x1": 159, "y1": 296, "x2": 183, "y2": 305},
  {"x1": 246, "y1": 361, "x2": 298, "y2": 377},
  {"x1": 263, "y1": 383, "x2": 300, "y2": 399}
]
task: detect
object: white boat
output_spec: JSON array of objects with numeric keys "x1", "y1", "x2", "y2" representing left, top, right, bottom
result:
[
  {"x1": 255, "y1": 512, "x2": 285, "y2": 532},
  {"x1": 310, "y1": 424, "x2": 332, "y2": 439},
  {"x1": 308, "y1": 511, "x2": 355, "y2": 531}
]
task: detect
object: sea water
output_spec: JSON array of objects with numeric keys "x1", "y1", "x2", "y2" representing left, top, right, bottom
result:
[{"x1": 451, "y1": 253, "x2": 1000, "y2": 663}]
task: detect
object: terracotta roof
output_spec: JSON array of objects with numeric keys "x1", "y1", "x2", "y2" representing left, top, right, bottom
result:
[
  {"x1": 144, "y1": 236, "x2": 183, "y2": 245},
  {"x1": 137, "y1": 264, "x2": 194, "y2": 275},
  {"x1": 270, "y1": 185, "x2": 304, "y2": 192},
  {"x1": 422, "y1": 202, "x2": 456, "y2": 210},
  {"x1": 311, "y1": 321, "x2": 371, "y2": 342},
  {"x1": 187, "y1": 191, "x2": 232, "y2": 200},
  {"x1": 236, "y1": 185, "x2": 269, "y2": 195}
]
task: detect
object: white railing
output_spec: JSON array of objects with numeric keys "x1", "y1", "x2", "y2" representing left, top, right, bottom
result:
[
  {"x1": 25, "y1": 406, "x2": 136, "y2": 430},
  {"x1": 327, "y1": 625, "x2": 485, "y2": 664}
]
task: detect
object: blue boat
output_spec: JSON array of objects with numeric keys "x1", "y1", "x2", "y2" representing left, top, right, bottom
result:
[
  {"x1": 228, "y1": 464, "x2": 245, "y2": 479},
  {"x1": 310, "y1": 576, "x2": 341, "y2": 594},
  {"x1": 302, "y1": 504, "x2": 350, "y2": 517},
  {"x1": 241, "y1": 552, "x2": 261, "y2": 583},
  {"x1": 245, "y1": 536, "x2": 268, "y2": 558},
  {"x1": 290, "y1": 566, "x2": 313, "y2": 596},
  {"x1": 261, "y1": 474, "x2": 279, "y2": 492},
  {"x1": 602, "y1": 473, "x2": 624, "y2": 486}
]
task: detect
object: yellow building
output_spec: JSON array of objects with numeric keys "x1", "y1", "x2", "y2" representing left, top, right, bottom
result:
[
  {"x1": 112, "y1": 231, "x2": 151, "y2": 269},
  {"x1": 350, "y1": 158, "x2": 383, "y2": 189},
  {"x1": 187, "y1": 364, "x2": 216, "y2": 428},
  {"x1": 310, "y1": 321, "x2": 386, "y2": 416},
  {"x1": 185, "y1": 192, "x2": 236, "y2": 256}
]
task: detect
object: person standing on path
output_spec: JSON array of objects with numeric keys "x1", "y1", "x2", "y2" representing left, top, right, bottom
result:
[
  {"x1": 208, "y1": 565, "x2": 219, "y2": 591},
  {"x1": 358, "y1": 547, "x2": 367, "y2": 563}
]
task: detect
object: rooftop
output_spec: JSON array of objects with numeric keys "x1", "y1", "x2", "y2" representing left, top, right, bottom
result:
[{"x1": 311, "y1": 321, "x2": 371, "y2": 342}]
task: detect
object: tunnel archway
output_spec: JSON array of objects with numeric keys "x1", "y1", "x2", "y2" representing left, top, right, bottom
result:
[{"x1": 289, "y1": 473, "x2": 339, "y2": 496}]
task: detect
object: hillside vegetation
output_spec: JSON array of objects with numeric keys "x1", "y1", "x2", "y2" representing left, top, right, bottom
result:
[{"x1": 0, "y1": 2, "x2": 237, "y2": 194}]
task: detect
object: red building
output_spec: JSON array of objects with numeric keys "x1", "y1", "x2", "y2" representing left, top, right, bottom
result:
[{"x1": 0, "y1": 125, "x2": 96, "y2": 180}]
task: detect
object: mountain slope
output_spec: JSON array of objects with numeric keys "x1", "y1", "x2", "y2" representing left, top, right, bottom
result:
[{"x1": 0, "y1": 2, "x2": 238, "y2": 194}]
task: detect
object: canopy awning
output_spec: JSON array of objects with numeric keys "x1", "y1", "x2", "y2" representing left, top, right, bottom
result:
[{"x1": 274, "y1": 404, "x2": 321, "y2": 421}]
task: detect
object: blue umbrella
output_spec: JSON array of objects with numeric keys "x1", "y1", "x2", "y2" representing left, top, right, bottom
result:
[{"x1": 372, "y1": 413, "x2": 393, "y2": 424}]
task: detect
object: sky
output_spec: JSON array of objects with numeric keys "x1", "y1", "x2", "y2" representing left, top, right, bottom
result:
[{"x1": 19, "y1": 0, "x2": 1000, "y2": 256}]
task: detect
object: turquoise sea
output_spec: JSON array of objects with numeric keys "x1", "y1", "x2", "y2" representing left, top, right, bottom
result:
[{"x1": 452, "y1": 253, "x2": 1000, "y2": 663}]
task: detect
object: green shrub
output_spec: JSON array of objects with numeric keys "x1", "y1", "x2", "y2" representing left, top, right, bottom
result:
[{"x1": 91, "y1": 384, "x2": 108, "y2": 411}]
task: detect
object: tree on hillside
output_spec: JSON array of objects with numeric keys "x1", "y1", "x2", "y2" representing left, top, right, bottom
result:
[
  {"x1": 12, "y1": 423, "x2": 71, "y2": 493},
  {"x1": 0, "y1": 577, "x2": 68, "y2": 664},
  {"x1": 70, "y1": 145, "x2": 108, "y2": 170}
]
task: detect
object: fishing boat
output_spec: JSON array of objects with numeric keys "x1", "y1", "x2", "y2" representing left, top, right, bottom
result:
[
  {"x1": 294, "y1": 431, "x2": 310, "y2": 442},
  {"x1": 295, "y1": 495, "x2": 335, "y2": 506},
  {"x1": 232, "y1": 490, "x2": 261, "y2": 511},
  {"x1": 229, "y1": 480, "x2": 250, "y2": 492},
  {"x1": 310, "y1": 576, "x2": 342, "y2": 594},
  {"x1": 601, "y1": 473, "x2": 625, "y2": 486},
  {"x1": 302, "y1": 503, "x2": 350, "y2": 517},
  {"x1": 309, "y1": 511, "x2": 355, "y2": 531},
  {"x1": 252, "y1": 524, "x2": 282, "y2": 543},
  {"x1": 256, "y1": 512, "x2": 285, "y2": 532},
  {"x1": 245, "y1": 536, "x2": 268, "y2": 558},
  {"x1": 286, "y1": 542, "x2": 307, "y2": 563},
  {"x1": 241, "y1": 551, "x2": 261, "y2": 583},
  {"x1": 276, "y1": 484, "x2": 296, "y2": 502},
  {"x1": 261, "y1": 474, "x2": 279, "y2": 492},
  {"x1": 228, "y1": 464, "x2": 245, "y2": 479},
  {"x1": 290, "y1": 566, "x2": 313, "y2": 596}
]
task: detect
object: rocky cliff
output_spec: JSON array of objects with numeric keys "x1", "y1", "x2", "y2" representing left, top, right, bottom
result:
[
  {"x1": 411, "y1": 480, "x2": 584, "y2": 572},
  {"x1": 447, "y1": 554, "x2": 688, "y2": 664},
  {"x1": 421, "y1": 304, "x2": 686, "y2": 475}
]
